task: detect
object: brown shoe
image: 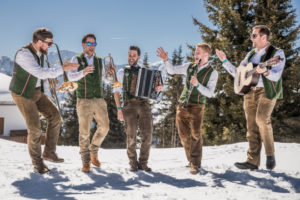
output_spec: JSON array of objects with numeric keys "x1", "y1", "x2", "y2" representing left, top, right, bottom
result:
[
  {"x1": 186, "y1": 162, "x2": 192, "y2": 168},
  {"x1": 129, "y1": 164, "x2": 138, "y2": 172},
  {"x1": 190, "y1": 165, "x2": 199, "y2": 175},
  {"x1": 90, "y1": 154, "x2": 101, "y2": 167},
  {"x1": 81, "y1": 162, "x2": 91, "y2": 173},
  {"x1": 42, "y1": 152, "x2": 64, "y2": 163},
  {"x1": 138, "y1": 163, "x2": 152, "y2": 172},
  {"x1": 34, "y1": 160, "x2": 50, "y2": 174}
]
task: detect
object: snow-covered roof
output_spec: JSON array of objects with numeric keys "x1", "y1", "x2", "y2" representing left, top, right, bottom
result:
[{"x1": 0, "y1": 73, "x2": 14, "y2": 105}]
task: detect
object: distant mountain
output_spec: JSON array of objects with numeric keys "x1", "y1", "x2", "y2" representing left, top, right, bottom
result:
[{"x1": 0, "y1": 56, "x2": 13, "y2": 76}]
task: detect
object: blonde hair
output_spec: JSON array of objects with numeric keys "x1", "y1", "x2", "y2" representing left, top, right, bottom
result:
[{"x1": 196, "y1": 43, "x2": 211, "y2": 55}]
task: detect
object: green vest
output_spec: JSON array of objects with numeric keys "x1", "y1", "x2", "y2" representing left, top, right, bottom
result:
[
  {"x1": 9, "y1": 44, "x2": 44, "y2": 99},
  {"x1": 122, "y1": 66, "x2": 143, "y2": 103},
  {"x1": 75, "y1": 53, "x2": 103, "y2": 99},
  {"x1": 247, "y1": 46, "x2": 283, "y2": 99},
  {"x1": 179, "y1": 63, "x2": 214, "y2": 105}
]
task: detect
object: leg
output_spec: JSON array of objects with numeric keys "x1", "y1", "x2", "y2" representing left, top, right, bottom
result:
[
  {"x1": 244, "y1": 92, "x2": 261, "y2": 166},
  {"x1": 176, "y1": 105, "x2": 192, "y2": 163},
  {"x1": 12, "y1": 91, "x2": 43, "y2": 166},
  {"x1": 138, "y1": 101, "x2": 153, "y2": 165},
  {"x1": 90, "y1": 98, "x2": 110, "y2": 155},
  {"x1": 77, "y1": 99, "x2": 94, "y2": 163},
  {"x1": 189, "y1": 105, "x2": 204, "y2": 168},
  {"x1": 256, "y1": 92, "x2": 276, "y2": 156},
  {"x1": 123, "y1": 102, "x2": 139, "y2": 167},
  {"x1": 37, "y1": 93, "x2": 62, "y2": 155}
]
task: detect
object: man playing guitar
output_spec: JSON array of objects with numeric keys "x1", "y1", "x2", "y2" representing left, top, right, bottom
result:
[{"x1": 216, "y1": 25, "x2": 286, "y2": 170}]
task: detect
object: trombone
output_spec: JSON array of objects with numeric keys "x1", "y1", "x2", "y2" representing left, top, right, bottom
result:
[
  {"x1": 103, "y1": 53, "x2": 121, "y2": 88},
  {"x1": 45, "y1": 54, "x2": 62, "y2": 115},
  {"x1": 53, "y1": 43, "x2": 78, "y2": 93}
]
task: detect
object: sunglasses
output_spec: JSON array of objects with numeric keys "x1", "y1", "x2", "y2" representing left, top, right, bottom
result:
[
  {"x1": 86, "y1": 42, "x2": 97, "y2": 46},
  {"x1": 250, "y1": 33, "x2": 262, "y2": 39},
  {"x1": 41, "y1": 40, "x2": 53, "y2": 47}
]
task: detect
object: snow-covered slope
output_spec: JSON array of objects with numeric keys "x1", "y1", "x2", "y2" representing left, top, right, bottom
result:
[{"x1": 0, "y1": 140, "x2": 299, "y2": 200}]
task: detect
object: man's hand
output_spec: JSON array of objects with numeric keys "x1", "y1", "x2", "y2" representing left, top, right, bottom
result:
[
  {"x1": 215, "y1": 49, "x2": 227, "y2": 62},
  {"x1": 118, "y1": 109, "x2": 124, "y2": 121},
  {"x1": 108, "y1": 65, "x2": 116, "y2": 75},
  {"x1": 83, "y1": 65, "x2": 95, "y2": 76},
  {"x1": 156, "y1": 47, "x2": 168, "y2": 62},
  {"x1": 256, "y1": 64, "x2": 269, "y2": 75},
  {"x1": 63, "y1": 58, "x2": 79, "y2": 71},
  {"x1": 190, "y1": 76, "x2": 200, "y2": 87},
  {"x1": 155, "y1": 84, "x2": 163, "y2": 92}
]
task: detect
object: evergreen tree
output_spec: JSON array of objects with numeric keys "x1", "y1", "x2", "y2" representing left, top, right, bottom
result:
[
  {"x1": 191, "y1": 0, "x2": 300, "y2": 144},
  {"x1": 59, "y1": 91, "x2": 79, "y2": 145},
  {"x1": 143, "y1": 52, "x2": 149, "y2": 68},
  {"x1": 153, "y1": 46, "x2": 184, "y2": 147}
]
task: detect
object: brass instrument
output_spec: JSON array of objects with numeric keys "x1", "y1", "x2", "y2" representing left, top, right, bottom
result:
[
  {"x1": 103, "y1": 53, "x2": 121, "y2": 88},
  {"x1": 53, "y1": 43, "x2": 78, "y2": 92},
  {"x1": 45, "y1": 55, "x2": 62, "y2": 114}
]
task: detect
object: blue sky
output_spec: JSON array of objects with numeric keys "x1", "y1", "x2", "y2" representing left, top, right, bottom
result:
[{"x1": 0, "y1": 0, "x2": 299, "y2": 65}]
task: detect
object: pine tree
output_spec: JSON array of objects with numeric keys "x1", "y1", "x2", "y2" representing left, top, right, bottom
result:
[
  {"x1": 192, "y1": 0, "x2": 300, "y2": 144},
  {"x1": 143, "y1": 52, "x2": 149, "y2": 68},
  {"x1": 253, "y1": 0, "x2": 300, "y2": 140},
  {"x1": 153, "y1": 46, "x2": 184, "y2": 147},
  {"x1": 59, "y1": 91, "x2": 79, "y2": 145}
]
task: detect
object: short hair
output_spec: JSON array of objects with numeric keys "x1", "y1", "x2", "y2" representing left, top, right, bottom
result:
[
  {"x1": 196, "y1": 43, "x2": 211, "y2": 55},
  {"x1": 82, "y1": 33, "x2": 96, "y2": 43},
  {"x1": 253, "y1": 25, "x2": 270, "y2": 39},
  {"x1": 32, "y1": 28, "x2": 53, "y2": 43},
  {"x1": 129, "y1": 45, "x2": 141, "y2": 56}
]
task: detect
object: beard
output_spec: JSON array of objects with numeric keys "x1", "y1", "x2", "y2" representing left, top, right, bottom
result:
[
  {"x1": 40, "y1": 47, "x2": 48, "y2": 55},
  {"x1": 128, "y1": 59, "x2": 138, "y2": 67}
]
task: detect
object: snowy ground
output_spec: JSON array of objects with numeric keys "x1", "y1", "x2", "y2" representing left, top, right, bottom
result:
[{"x1": 0, "y1": 140, "x2": 299, "y2": 200}]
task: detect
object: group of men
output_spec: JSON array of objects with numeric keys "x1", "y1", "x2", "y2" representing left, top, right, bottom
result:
[{"x1": 9, "y1": 25, "x2": 285, "y2": 175}]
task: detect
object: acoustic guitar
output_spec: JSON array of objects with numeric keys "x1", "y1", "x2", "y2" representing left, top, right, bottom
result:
[{"x1": 234, "y1": 55, "x2": 282, "y2": 95}]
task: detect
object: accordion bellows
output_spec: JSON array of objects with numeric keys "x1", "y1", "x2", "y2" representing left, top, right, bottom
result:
[{"x1": 134, "y1": 68, "x2": 163, "y2": 100}]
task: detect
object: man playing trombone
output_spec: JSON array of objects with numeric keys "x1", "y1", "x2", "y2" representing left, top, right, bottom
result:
[
  {"x1": 157, "y1": 43, "x2": 218, "y2": 174},
  {"x1": 9, "y1": 28, "x2": 79, "y2": 174},
  {"x1": 68, "y1": 33, "x2": 110, "y2": 173}
]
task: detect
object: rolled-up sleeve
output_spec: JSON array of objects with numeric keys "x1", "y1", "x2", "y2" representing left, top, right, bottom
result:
[
  {"x1": 197, "y1": 70, "x2": 218, "y2": 98},
  {"x1": 113, "y1": 68, "x2": 124, "y2": 93},
  {"x1": 15, "y1": 48, "x2": 63, "y2": 79},
  {"x1": 164, "y1": 60, "x2": 190, "y2": 75},
  {"x1": 67, "y1": 56, "x2": 84, "y2": 82},
  {"x1": 265, "y1": 49, "x2": 285, "y2": 82}
]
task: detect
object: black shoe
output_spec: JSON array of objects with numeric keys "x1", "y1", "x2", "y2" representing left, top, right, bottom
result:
[
  {"x1": 266, "y1": 156, "x2": 276, "y2": 170},
  {"x1": 234, "y1": 162, "x2": 258, "y2": 170}
]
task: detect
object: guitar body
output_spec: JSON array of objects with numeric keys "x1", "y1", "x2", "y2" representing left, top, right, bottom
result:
[{"x1": 234, "y1": 63, "x2": 260, "y2": 95}]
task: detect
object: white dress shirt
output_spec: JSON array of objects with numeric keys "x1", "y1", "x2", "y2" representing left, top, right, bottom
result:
[
  {"x1": 67, "y1": 53, "x2": 106, "y2": 82},
  {"x1": 222, "y1": 45, "x2": 286, "y2": 87},
  {"x1": 15, "y1": 43, "x2": 63, "y2": 87},
  {"x1": 164, "y1": 61, "x2": 218, "y2": 98}
]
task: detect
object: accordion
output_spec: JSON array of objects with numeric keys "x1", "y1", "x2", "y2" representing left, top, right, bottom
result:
[{"x1": 134, "y1": 68, "x2": 163, "y2": 100}]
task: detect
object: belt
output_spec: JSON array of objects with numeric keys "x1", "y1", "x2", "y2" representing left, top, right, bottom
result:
[{"x1": 251, "y1": 87, "x2": 264, "y2": 91}]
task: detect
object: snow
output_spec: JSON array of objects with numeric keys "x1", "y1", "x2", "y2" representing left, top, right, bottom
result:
[
  {"x1": 0, "y1": 140, "x2": 299, "y2": 200},
  {"x1": 0, "y1": 73, "x2": 13, "y2": 103}
]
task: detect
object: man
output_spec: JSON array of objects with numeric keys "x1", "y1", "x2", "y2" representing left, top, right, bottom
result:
[
  {"x1": 9, "y1": 28, "x2": 79, "y2": 174},
  {"x1": 113, "y1": 46, "x2": 162, "y2": 172},
  {"x1": 68, "y1": 33, "x2": 110, "y2": 173},
  {"x1": 216, "y1": 25, "x2": 286, "y2": 170},
  {"x1": 157, "y1": 43, "x2": 218, "y2": 174}
]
